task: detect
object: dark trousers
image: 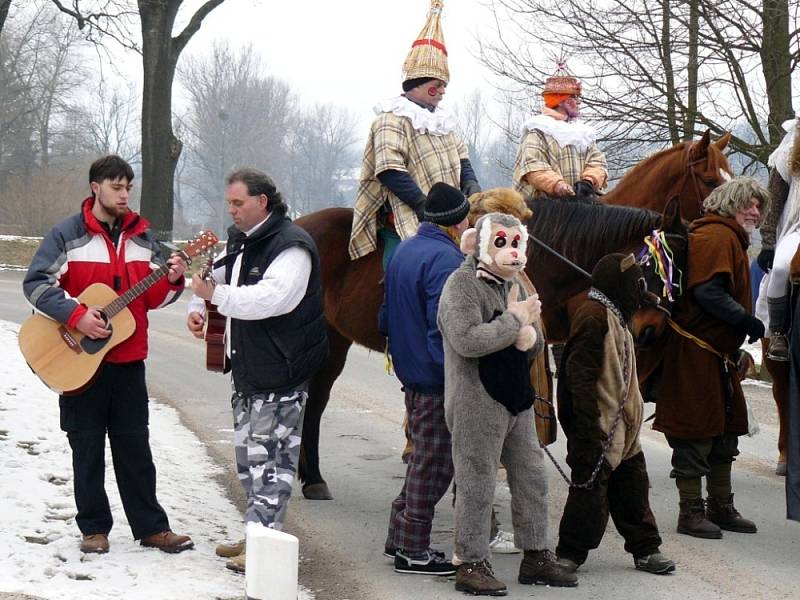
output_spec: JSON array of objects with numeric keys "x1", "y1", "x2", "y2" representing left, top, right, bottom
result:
[
  {"x1": 59, "y1": 361, "x2": 169, "y2": 539},
  {"x1": 666, "y1": 434, "x2": 739, "y2": 479},
  {"x1": 386, "y1": 389, "x2": 454, "y2": 553},
  {"x1": 557, "y1": 452, "x2": 662, "y2": 564}
]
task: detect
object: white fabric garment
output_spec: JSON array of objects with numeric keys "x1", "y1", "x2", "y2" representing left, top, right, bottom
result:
[
  {"x1": 373, "y1": 95, "x2": 457, "y2": 135},
  {"x1": 520, "y1": 114, "x2": 598, "y2": 153},
  {"x1": 187, "y1": 215, "x2": 312, "y2": 358}
]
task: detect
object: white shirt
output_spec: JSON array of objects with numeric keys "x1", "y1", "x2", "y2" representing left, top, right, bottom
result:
[{"x1": 187, "y1": 215, "x2": 313, "y2": 357}]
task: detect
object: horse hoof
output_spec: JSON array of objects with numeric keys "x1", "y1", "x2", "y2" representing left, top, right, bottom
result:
[{"x1": 303, "y1": 482, "x2": 333, "y2": 500}]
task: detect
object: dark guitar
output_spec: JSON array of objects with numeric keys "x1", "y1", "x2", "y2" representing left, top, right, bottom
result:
[
  {"x1": 200, "y1": 254, "x2": 225, "y2": 372},
  {"x1": 19, "y1": 231, "x2": 219, "y2": 394}
]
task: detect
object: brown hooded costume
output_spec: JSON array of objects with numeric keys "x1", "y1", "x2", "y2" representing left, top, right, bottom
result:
[{"x1": 556, "y1": 254, "x2": 664, "y2": 568}]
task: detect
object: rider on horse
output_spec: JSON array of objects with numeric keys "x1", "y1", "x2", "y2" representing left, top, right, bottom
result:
[
  {"x1": 348, "y1": 0, "x2": 480, "y2": 267},
  {"x1": 512, "y1": 62, "x2": 607, "y2": 202},
  {"x1": 756, "y1": 117, "x2": 800, "y2": 362}
]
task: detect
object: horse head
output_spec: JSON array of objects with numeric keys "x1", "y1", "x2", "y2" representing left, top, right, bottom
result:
[
  {"x1": 604, "y1": 130, "x2": 733, "y2": 221},
  {"x1": 629, "y1": 196, "x2": 688, "y2": 346}
]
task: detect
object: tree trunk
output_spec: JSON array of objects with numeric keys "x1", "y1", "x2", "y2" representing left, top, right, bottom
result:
[
  {"x1": 0, "y1": 0, "x2": 11, "y2": 37},
  {"x1": 760, "y1": 0, "x2": 793, "y2": 157},
  {"x1": 138, "y1": 1, "x2": 181, "y2": 240},
  {"x1": 684, "y1": 0, "x2": 699, "y2": 140},
  {"x1": 660, "y1": 0, "x2": 680, "y2": 145}
]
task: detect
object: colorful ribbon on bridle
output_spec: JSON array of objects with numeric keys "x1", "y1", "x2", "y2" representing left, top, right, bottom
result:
[{"x1": 638, "y1": 229, "x2": 683, "y2": 303}]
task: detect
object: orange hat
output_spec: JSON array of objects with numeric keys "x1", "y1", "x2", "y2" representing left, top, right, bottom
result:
[
  {"x1": 542, "y1": 61, "x2": 581, "y2": 97},
  {"x1": 402, "y1": 0, "x2": 449, "y2": 85},
  {"x1": 542, "y1": 93, "x2": 573, "y2": 109}
]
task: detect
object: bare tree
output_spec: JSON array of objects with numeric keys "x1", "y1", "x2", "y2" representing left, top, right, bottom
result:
[
  {"x1": 179, "y1": 42, "x2": 296, "y2": 232},
  {"x1": 46, "y1": 0, "x2": 228, "y2": 239},
  {"x1": 285, "y1": 103, "x2": 359, "y2": 215},
  {"x1": 481, "y1": 0, "x2": 798, "y2": 170},
  {"x1": 0, "y1": 0, "x2": 12, "y2": 37},
  {"x1": 454, "y1": 90, "x2": 490, "y2": 182},
  {"x1": 69, "y1": 82, "x2": 141, "y2": 162}
]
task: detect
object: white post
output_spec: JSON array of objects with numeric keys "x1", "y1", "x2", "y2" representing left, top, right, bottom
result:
[{"x1": 245, "y1": 522, "x2": 299, "y2": 600}]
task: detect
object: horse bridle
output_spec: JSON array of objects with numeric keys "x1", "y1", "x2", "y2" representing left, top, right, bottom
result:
[{"x1": 665, "y1": 144, "x2": 718, "y2": 217}]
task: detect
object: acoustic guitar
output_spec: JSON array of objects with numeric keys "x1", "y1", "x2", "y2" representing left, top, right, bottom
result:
[{"x1": 18, "y1": 231, "x2": 219, "y2": 394}]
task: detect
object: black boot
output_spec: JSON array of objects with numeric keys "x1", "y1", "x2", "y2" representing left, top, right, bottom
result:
[
  {"x1": 767, "y1": 296, "x2": 790, "y2": 361},
  {"x1": 677, "y1": 498, "x2": 722, "y2": 539},
  {"x1": 706, "y1": 494, "x2": 757, "y2": 533}
]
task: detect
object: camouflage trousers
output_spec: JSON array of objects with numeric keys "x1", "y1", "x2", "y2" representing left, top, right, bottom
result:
[{"x1": 232, "y1": 387, "x2": 307, "y2": 531}]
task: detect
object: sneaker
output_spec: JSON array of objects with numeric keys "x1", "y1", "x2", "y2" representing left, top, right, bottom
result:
[
  {"x1": 394, "y1": 548, "x2": 455, "y2": 575},
  {"x1": 140, "y1": 530, "x2": 194, "y2": 554},
  {"x1": 455, "y1": 560, "x2": 507, "y2": 596},
  {"x1": 215, "y1": 538, "x2": 245, "y2": 558},
  {"x1": 634, "y1": 552, "x2": 676, "y2": 574},
  {"x1": 80, "y1": 533, "x2": 109, "y2": 554},
  {"x1": 383, "y1": 547, "x2": 396, "y2": 560},
  {"x1": 489, "y1": 530, "x2": 521, "y2": 554}
]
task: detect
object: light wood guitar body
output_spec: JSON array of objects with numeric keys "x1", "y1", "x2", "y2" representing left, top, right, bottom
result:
[{"x1": 18, "y1": 283, "x2": 136, "y2": 394}]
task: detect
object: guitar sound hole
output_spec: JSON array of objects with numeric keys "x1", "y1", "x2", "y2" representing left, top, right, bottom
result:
[{"x1": 80, "y1": 314, "x2": 112, "y2": 355}]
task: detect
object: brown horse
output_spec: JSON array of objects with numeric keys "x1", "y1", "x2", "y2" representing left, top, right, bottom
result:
[
  {"x1": 295, "y1": 197, "x2": 687, "y2": 500},
  {"x1": 604, "y1": 130, "x2": 733, "y2": 221}
]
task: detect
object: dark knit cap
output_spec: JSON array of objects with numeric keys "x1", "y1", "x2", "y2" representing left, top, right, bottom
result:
[
  {"x1": 424, "y1": 182, "x2": 470, "y2": 226},
  {"x1": 402, "y1": 77, "x2": 435, "y2": 92}
]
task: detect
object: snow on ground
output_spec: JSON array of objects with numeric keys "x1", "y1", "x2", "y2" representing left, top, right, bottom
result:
[{"x1": 0, "y1": 320, "x2": 310, "y2": 600}]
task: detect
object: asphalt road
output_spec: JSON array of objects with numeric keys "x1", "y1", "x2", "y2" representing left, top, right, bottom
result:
[{"x1": 2, "y1": 270, "x2": 799, "y2": 600}]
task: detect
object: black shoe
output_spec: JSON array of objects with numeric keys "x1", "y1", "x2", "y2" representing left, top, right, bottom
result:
[
  {"x1": 634, "y1": 552, "x2": 676, "y2": 574},
  {"x1": 518, "y1": 549, "x2": 578, "y2": 587},
  {"x1": 706, "y1": 494, "x2": 757, "y2": 533},
  {"x1": 677, "y1": 498, "x2": 722, "y2": 539},
  {"x1": 394, "y1": 548, "x2": 455, "y2": 575},
  {"x1": 383, "y1": 547, "x2": 396, "y2": 559}
]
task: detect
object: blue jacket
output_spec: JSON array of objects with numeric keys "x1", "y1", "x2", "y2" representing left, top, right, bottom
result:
[{"x1": 379, "y1": 223, "x2": 464, "y2": 394}]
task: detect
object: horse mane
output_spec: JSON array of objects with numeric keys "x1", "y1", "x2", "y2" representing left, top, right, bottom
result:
[{"x1": 527, "y1": 198, "x2": 661, "y2": 270}]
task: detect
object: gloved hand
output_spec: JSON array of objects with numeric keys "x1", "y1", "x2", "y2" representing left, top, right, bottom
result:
[
  {"x1": 738, "y1": 314, "x2": 766, "y2": 343},
  {"x1": 412, "y1": 193, "x2": 426, "y2": 221},
  {"x1": 462, "y1": 179, "x2": 482, "y2": 198},
  {"x1": 757, "y1": 248, "x2": 774, "y2": 272},
  {"x1": 573, "y1": 179, "x2": 596, "y2": 200}
]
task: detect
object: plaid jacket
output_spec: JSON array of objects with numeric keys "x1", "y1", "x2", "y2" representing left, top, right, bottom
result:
[
  {"x1": 513, "y1": 127, "x2": 607, "y2": 200},
  {"x1": 349, "y1": 111, "x2": 468, "y2": 260}
]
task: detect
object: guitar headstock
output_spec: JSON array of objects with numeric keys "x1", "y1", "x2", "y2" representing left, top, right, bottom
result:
[{"x1": 183, "y1": 230, "x2": 219, "y2": 259}]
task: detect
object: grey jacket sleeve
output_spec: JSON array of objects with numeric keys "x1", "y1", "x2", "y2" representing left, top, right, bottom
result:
[
  {"x1": 437, "y1": 272, "x2": 522, "y2": 358},
  {"x1": 22, "y1": 226, "x2": 81, "y2": 324}
]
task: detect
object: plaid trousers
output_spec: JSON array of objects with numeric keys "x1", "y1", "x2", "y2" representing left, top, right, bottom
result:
[{"x1": 386, "y1": 389, "x2": 454, "y2": 553}]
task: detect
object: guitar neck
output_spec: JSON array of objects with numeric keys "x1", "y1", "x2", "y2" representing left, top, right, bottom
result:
[{"x1": 102, "y1": 263, "x2": 173, "y2": 318}]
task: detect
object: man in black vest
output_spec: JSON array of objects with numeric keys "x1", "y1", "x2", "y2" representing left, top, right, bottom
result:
[{"x1": 187, "y1": 168, "x2": 328, "y2": 572}]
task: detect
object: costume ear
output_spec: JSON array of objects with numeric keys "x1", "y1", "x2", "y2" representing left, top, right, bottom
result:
[{"x1": 460, "y1": 228, "x2": 478, "y2": 255}]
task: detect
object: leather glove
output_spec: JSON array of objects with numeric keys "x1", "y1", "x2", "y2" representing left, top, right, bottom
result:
[
  {"x1": 462, "y1": 179, "x2": 482, "y2": 198},
  {"x1": 757, "y1": 248, "x2": 774, "y2": 272},
  {"x1": 738, "y1": 314, "x2": 765, "y2": 343},
  {"x1": 411, "y1": 193, "x2": 426, "y2": 221},
  {"x1": 573, "y1": 179, "x2": 596, "y2": 200}
]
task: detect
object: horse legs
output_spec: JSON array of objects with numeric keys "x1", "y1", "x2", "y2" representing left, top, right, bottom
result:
[
  {"x1": 299, "y1": 325, "x2": 353, "y2": 500},
  {"x1": 761, "y1": 338, "x2": 790, "y2": 471}
]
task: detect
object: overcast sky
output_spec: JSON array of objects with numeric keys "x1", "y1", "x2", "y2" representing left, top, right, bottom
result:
[{"x1": 170, "y1": 0, "x2": 512, "y2": 117}]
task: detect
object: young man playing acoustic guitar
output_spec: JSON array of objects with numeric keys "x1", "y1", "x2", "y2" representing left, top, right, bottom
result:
[
  {"x1": 22, "y1": 155, "x2": 193, "y2": 554},
  {"x1": 187, "y1": 168, "x2": 328, "y2": 573}
]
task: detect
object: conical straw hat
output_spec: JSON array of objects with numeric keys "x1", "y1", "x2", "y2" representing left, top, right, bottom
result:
[
  {"x1": 542, "y1": 60, "x2": 582, "y2": 96},
  {"x1": 402, "y1": 0, "x2": 449, "y2": 84}
]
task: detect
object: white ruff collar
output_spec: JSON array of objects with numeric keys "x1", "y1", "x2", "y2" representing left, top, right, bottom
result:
[
  {"x1": 374, "y1": 96, "x2": 457, "y2": 136},
  {"x1": 521, "y1": 114, "x2": 598, "y2": 152}
]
